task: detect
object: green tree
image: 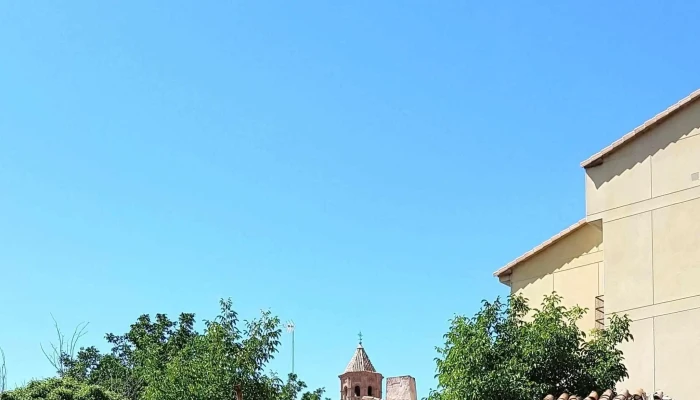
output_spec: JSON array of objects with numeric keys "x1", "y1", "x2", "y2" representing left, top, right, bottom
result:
[
  {"x1": 428, "y1": 293, "x2": 633, "y2": 400},
  {"x1": 1, "y1": 377, "x2": 126, "y2": 400},
  {"x1": 62, "y1": 299, "x2": 328, "y2": 400}
]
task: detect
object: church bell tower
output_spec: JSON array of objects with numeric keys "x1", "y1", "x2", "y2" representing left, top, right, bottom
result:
[{"x1": 338, "y1": 334, "x2": 383, "y2": 399}]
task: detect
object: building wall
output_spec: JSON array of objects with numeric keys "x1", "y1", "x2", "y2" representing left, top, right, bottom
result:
[
  {"x1": 509, "y1": 223, "x2": 604, "y2": 332},
  {"x1": 385, "y1": 376, "x2": 417, "y2": 400},
  {"x1": 584, "y1": 99, "x2": 700, "y2": 399}
]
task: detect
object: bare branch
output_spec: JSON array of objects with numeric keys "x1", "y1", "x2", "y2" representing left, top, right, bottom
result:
[{"x1": 40, "y1": 314, "x2": 89, "y2": 376}]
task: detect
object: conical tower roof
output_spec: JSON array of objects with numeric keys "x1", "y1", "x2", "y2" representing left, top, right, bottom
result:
[{"x1": 344, "y1": 343, "x2": 376, "y2": 373}]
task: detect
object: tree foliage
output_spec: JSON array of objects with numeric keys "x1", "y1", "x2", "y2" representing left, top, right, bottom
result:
[
  {"x1": 12, "y1": 298, "x2": 327, "y2": 400},
  {"x1": 428, "y1": 293, "x2": 633, "y2": 400},
  {"x1": 1, "y1": 378, "x2": 126, "y2": 400}
]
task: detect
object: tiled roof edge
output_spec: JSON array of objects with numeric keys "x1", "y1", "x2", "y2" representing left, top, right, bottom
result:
[
  {"x1": 493, "y1": 218, "x2": 587, "y2": 277},
  {"x1": 581, "y1": 88, "x2": 700, "y2": 168}
]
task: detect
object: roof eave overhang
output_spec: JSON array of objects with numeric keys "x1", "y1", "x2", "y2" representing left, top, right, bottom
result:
[
  {"x1": 580, "y1": 88, "x2": 700, "y2": 169},
  {"x1": 493, "y1": 219, "x2": 587, "y2": 279}
]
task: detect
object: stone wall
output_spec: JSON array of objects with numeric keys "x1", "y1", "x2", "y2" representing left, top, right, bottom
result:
[{"x1": 385, "y1": 376, "x2": 416, "y2": 400}]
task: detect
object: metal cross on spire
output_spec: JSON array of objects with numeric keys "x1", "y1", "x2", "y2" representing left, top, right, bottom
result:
[{"x1": 358, "y1": 331, "x2": 363, "y2": 345}]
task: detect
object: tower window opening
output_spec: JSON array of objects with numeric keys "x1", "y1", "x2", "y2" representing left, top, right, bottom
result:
[
  {"x1": 368, "y1": 386, "x2": 373, "y2": 396},
  {"x1": 354, "y1": 386, "x2": 360, "y2": 396}
]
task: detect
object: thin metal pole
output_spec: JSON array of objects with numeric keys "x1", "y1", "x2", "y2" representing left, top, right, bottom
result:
[{"x1": 286, "y1": 320, "x2": 295, "y2": 375}]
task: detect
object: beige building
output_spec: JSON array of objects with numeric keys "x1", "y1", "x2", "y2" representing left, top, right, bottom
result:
[{"x1": 495, "y1": 88, "x2": 700, "y2": 399}]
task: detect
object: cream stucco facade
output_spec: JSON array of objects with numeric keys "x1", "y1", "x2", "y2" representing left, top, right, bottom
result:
[{"x1": 495, "y1": 89, "x2": 700, "y2": 399}]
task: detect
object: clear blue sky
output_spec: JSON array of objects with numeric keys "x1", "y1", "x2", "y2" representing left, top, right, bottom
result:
[{"x1": 1, "y1": 1, "x2": 698, "y2": 398}]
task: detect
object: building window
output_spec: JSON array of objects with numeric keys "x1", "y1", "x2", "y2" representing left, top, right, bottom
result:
[
  {"x1": 595, "y1": 295, "x2": 605, "y2": 329},
  {"x1": 354, "y1": 386, "x2": 360, "y2": 397},
  {"x1": 368, "y1": 386, "x2": 373, "y2": 397},
  {"x1": 343, "y1": 386, "x2": 348, "y2": 400}
]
